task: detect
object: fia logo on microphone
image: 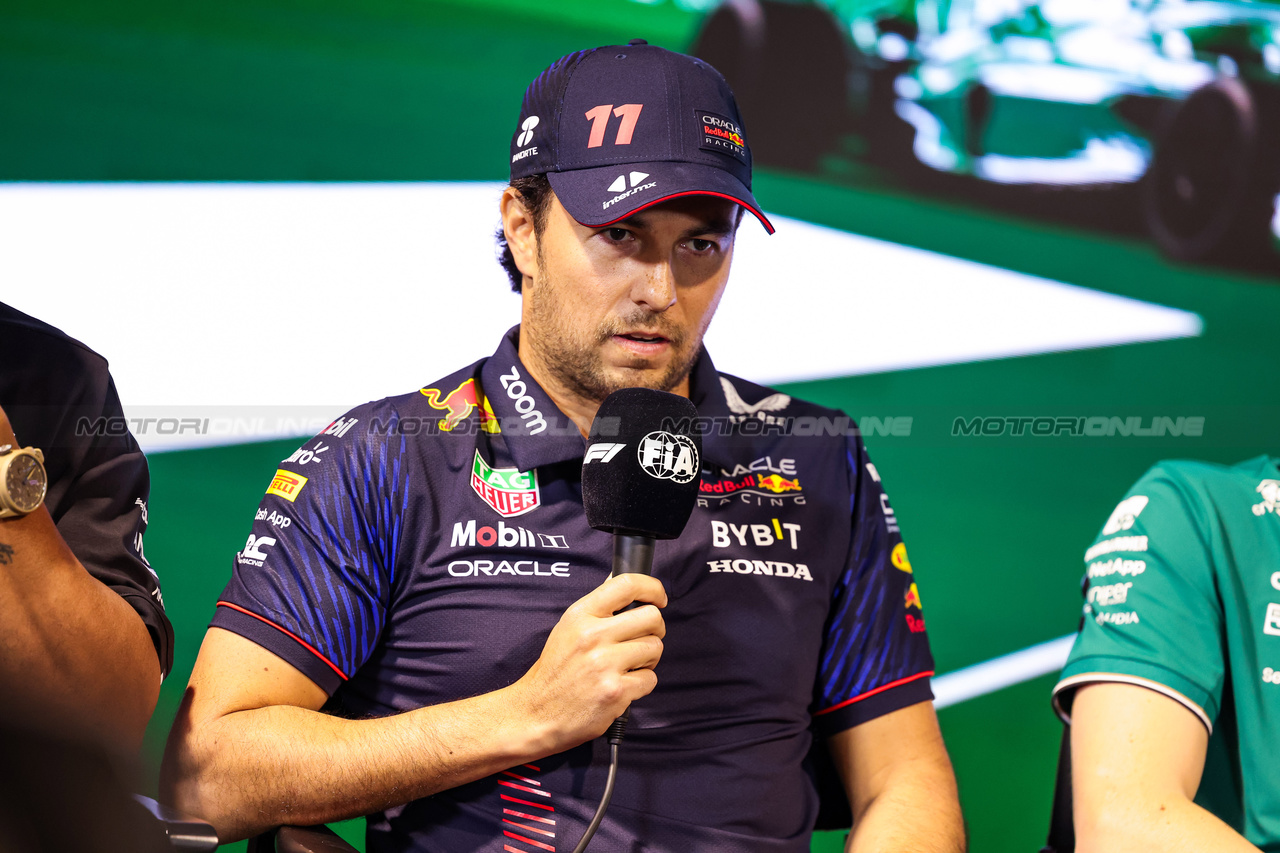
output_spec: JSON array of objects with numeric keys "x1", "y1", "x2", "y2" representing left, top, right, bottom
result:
[{"x1": 638, "y1": 432, "x2": 699, "y2": 484}]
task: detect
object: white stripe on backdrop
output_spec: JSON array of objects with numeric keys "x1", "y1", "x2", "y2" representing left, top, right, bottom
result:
[{"x1": 0, "y1": 183, "x2": 1200, "y2": 450}]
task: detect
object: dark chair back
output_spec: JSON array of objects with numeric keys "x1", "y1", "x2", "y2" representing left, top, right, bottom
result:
[{"x1": 1040, "y1": 725, "x2": 1075, "y2": 853}]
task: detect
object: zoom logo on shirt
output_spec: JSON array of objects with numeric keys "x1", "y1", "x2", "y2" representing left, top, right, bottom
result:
[
  {"x1": 237, "y1": 534, "x2": 276, "y2": 567},
  {"x1": 499, "y1": 366, "x2": 548, "y2": 435}
]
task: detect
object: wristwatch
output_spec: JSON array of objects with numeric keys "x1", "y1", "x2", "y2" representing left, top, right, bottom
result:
[{"x1": 0, "y1": 444, "x2": 48, "y2": 518}]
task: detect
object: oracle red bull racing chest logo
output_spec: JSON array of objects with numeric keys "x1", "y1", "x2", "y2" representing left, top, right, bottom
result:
[
  {"x1": 471, "y1": 451, "x2": 540, "y2": 518},
  {"x1": 699, "y1": 471, "x2": 804, "y2": 506}
]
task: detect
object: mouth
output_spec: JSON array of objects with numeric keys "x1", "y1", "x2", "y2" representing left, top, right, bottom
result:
[{"x1": 611, "y1": 330, "x2": 672, "y2": 356}]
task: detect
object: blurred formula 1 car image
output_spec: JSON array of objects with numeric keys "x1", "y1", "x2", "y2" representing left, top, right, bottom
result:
[{"x1": 692, "y1": 0, "x2": 1280, "y2": 264}]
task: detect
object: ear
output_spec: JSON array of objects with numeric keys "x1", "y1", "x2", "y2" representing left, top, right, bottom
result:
[{"x1": 500, "y1": 187, "x2": 540, "y2": 286}]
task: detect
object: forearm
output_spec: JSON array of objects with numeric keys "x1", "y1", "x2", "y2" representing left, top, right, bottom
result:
[
  {"x1": 1071, "y1": 683, "x2": 1259, "y2": 853},
  {"x1": 846, "y1": 756, "x2": 966, "y2": 853},
  {"x1": 0, "y1": 507, "x2": 159, "y2": 748},
  {"x1": 166, "y1": 574, "x2": 667, "y2": 840},
  {"x1": 163, "y1": 684, "x2": 552, "y2": 841},
  {"x1": 1077, "y1": 792, "x2": 1260, "y2": 852}
]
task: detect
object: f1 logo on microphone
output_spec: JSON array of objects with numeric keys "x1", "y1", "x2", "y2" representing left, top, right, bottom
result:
[{"x1": 583, "y1": 443, "x2": 626, "y2": 464}]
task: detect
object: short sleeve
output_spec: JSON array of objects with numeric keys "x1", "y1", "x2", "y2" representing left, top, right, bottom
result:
[
  {"x1": 50, "y1": 374, "x2": 173, "y2": 678},
  {"x1": 0, "y1": 317, "x2": 174, "y2": 680},
  {"x1": 812, "y1": 437, "x2": 935, "y2": 736},
  {"x1": 211, "y1": 406, "x2": 410, "y2": 694},
  {"x1": 1052, "y1": 464, "x2": 1223, "y2": 732}
]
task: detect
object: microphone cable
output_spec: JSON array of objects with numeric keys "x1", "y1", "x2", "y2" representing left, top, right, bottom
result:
[
  {"x1": 569, "y1": 714, "x2": 627, "y2": 853},
  {"x1": 574, "y1": 388, "x2": 703, "y2": 852}
]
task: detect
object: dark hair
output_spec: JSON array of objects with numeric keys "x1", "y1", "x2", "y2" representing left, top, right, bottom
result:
[{"x1": 496, "y1": 174, "x2": 554, "y2": 293}]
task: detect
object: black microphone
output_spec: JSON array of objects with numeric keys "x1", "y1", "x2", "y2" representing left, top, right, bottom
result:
[
  {"x1": 582, "y1": 387, "x2": 703, "y2": 580},
  {"x1": 570, "y1": 388, "x2": 702, "y2": 853}
]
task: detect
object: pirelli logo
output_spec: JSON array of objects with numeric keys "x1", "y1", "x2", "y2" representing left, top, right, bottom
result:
[{"x1": 267, "y1": 469, "x2": 308, "y2": 502}]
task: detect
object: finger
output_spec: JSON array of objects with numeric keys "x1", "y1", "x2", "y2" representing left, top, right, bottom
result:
[
  {"x1": 619, "y1": 668, "x2": 659, "y2": 702},
  {"x1": 612, "y1": 634, "x2": 664, "y2": 673},
  {"x1": 581, "y1": 573, "x2": 667, "y2": 617},
  {"x1": 591, "y1": 604, "x2": 666, "y2": 645}
]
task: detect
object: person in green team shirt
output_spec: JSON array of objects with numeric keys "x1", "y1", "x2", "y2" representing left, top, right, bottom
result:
[{"x1": 1052, "y1": 455, "x2": 1280, "y2": 851}]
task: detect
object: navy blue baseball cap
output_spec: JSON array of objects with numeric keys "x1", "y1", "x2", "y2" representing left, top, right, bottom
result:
[{"x1": 510, "y1": 41, "x2": 774, "y2": 234}]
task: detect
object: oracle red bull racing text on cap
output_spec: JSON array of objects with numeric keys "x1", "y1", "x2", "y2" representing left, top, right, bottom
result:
[{"x1": 509, "y1": 40, "x2": 774, "y2": 234}]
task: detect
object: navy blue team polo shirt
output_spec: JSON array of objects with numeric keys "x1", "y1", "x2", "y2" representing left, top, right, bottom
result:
[{"x1": 213, "y1": 326, "x2": 934, "y2": 852}]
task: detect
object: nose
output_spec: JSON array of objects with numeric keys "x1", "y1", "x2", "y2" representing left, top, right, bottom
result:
[{"x1": 630, "y1": 260, "x2": 677, "y2": 313}]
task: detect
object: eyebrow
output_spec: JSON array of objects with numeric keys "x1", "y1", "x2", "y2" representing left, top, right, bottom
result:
[{"x1": 612, "y1": 212, "x2": 738, "y2": 237}]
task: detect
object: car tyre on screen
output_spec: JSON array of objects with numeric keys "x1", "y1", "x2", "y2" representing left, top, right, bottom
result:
[
  {"x1": 692, "y1": 0, "x2": 850, "y2": 171},
  {"x1": 1143, "y1": 77, "x2": 1277, "y2": 264}
]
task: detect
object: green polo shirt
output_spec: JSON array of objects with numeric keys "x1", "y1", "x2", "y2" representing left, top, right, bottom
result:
[{"x1": 1054, "y1": 456, "x2": 1280, "y2": 848}]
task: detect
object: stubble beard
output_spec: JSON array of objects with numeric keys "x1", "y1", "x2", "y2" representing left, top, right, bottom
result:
[{"x1": 526, "y1": 262, "x2": 704, "y2": 406}]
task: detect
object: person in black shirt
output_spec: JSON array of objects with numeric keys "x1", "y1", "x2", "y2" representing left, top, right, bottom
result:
[{"x1": 0, "y1": 301, "x2": 173, "y2": 749}]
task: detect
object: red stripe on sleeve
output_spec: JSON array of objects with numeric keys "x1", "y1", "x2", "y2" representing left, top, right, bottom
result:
[
  {"x1": 216, "y1": 601, "x2": 348, "y2": 682},
  {"x1": 813, "y1": 670, "x2": 934, "y2": 717}
]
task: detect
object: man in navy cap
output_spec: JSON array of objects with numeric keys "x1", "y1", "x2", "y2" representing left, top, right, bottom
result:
[{"x1": 164, "y1": 43, "x2": 964, "y2": 852}]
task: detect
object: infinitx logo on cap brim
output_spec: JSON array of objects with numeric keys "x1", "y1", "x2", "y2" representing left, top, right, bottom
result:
[{"x1": 603, "y1": 172, "x2": 658, "y2": 209}]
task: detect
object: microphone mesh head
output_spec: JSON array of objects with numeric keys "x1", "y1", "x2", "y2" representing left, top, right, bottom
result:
[{"x1": 581, "y1": 388, "x2": 702, "y2": 539}]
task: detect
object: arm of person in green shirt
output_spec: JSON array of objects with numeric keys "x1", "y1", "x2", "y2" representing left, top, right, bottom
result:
[{"x1": 1072, "y1": 682, "x2": 1261, "y2": 853}]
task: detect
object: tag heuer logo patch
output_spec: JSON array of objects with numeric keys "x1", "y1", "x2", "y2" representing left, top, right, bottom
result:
[{"x1": 471, "y1": 451, "x2": 540, "y2": 518}]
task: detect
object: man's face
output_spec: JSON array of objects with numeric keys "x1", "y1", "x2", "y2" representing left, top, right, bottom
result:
[{"x1": 519, "y1": 192, "x2": 739, "y2": 404}]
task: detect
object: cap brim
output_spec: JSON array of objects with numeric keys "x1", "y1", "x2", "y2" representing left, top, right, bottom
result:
[{"x1": 548, "y1": 162, "x2": 774, "y2": 234}]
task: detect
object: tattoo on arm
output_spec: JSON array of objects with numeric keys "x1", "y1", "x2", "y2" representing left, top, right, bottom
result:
[{"x1": 0, "y1": 543, "x2": 13, "y2": 564}]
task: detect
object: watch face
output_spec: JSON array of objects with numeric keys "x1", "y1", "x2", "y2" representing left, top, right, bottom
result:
[{"x1": 7, "y1": 454, "x2": 46, "y2": 513}]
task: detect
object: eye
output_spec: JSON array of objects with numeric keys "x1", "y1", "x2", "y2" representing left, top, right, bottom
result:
[
  {"x1": 687, "y1": 238, "x2": 718, "y2": 253},
  {"x1": 602, "y1": 227, "x2": 631, "y2": 242}
]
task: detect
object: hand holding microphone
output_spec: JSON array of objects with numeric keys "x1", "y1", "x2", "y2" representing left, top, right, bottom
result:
[
  {"x1": 580, "y1": 387, "x2": 702, "y2": 725},
  {"x1": 511, "y1": 571, "x2": 668, "y2": 749},
  {"x1": 509, "y1": 388, "x2": 702, "y2": 751},
  {"x1": 572, "y1": 388, "x2": 702, "y2": 852}
]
